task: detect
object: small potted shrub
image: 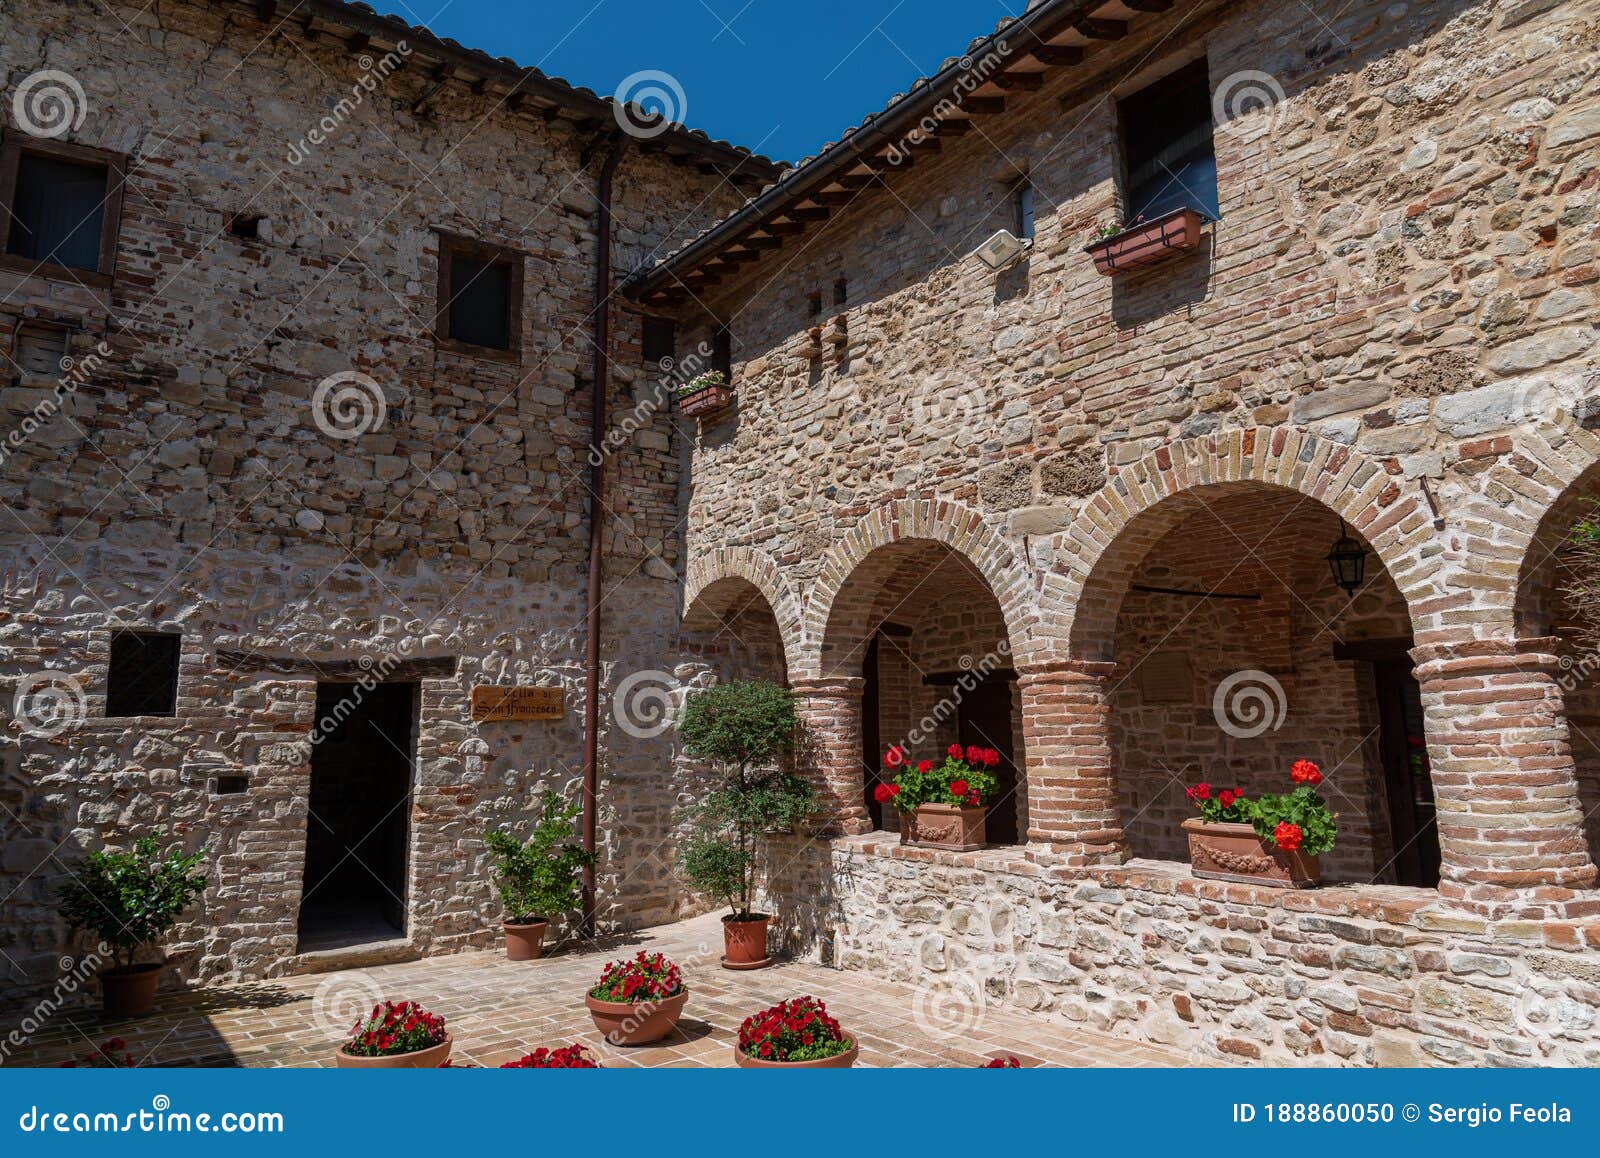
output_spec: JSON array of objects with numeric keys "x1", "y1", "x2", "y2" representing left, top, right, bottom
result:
[
  {"x1": 585, "y1": 951, "x2": 688, "y2": 1045},
  {"x1": 1182, "y1": 759, "x2": 1335, "y2": 888},
  {"x1": 1083, "y1": 207, "x2": 1203, "y2": 275},
  {"x1": 485, "y1": 789, "x2": 596, "y2": 961},
  {"x1": 501, "y1": 1043, "x2": 601, "y2": 1068},
  {"x1": 56, "y1": 834, "x2": 208, "y2": 1018},
  {"x1": 678, "y1": 680, "x2": 815, "y2": 969},
  {"x1": 335, "y1": 1000, "x2": 451, "y2": 1068},
  {"x1": 735, "y1": 996, "x2": 857, "y2": 1068},
  {"x1": 676, "y1": 369, "x2": 733, "y2": 419},
  {"x1": 875, "y1": 744, "x2": 1000, "y2": 851}
]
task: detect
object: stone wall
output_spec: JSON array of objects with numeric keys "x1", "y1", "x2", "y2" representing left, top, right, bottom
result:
[
  {"x1": 768, "y1": 837, "x2": 1600, "y2": 1067},
  {"x1": 0, "y1": 0, "x2": 754, "y2": 988}
]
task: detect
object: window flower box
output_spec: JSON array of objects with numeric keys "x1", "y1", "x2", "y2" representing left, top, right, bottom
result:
[
  {"x1": 1181, "y1": 819, "x2": 1320, "y2": 888},
  {"x1": 1181, "y1": 761, "x2": 1333, "y2": 889},
  {"x1": 1084, "y1": 207, "x2": 1203, "y2": 276},
  {"x1": 677, "y1": 370, "x2": 733, "y2": 419},
  {"x1": 876, "y1": 744, "x2": 1000, "y2": 852}
]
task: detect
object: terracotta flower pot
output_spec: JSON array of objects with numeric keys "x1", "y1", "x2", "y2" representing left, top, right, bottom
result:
[
  {"x1": 585, "y1": 989, "x2": 688, "y2": 1045},
  {"x1": 1084, "y1": 207, "x2": 1203, "y2": 275},
  {"x1": 503, "y1": 919, "x2": 548, "y2": 961},
  {"x1": 677, "y1": 384, "x2": 733, "y2": 419},
  {"x1": 902, "y1": 803, "x2": 986, "y2": 851},
  {"x1": 721, "y1": 913, "x2": 772, "y2": 969},
  {"x1": 100, "y1": 962, "x2": 162, "y2": 1019},
  {"x1": 1183, "y1": 818, "x2": 1320, "y2": 888},
  {"x1": 735, "y1": 1040, "x2": 858, "y2": 1068},
  {"x1": 335, "y1": 1032, "x2": 453, "y2": 1069}
]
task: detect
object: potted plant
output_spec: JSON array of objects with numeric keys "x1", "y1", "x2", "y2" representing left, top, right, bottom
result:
[
  {"x1": 678, "y1": 679, "x2": 815, "y2": 969},
  {"x1": 501, "y1": 1043, "x2": 602, "y2": 1068},
  {"x1": 60, "y1": 1038, "x2": 134, "y2": 1068},
  {"x1": 335, "y1": 1000, "x2": 452, "y2": 1068},
  {"x1": 982, "y1": 1055, "x2": 1023, "y2": 1068},
  {"x1": 1083, "y1": 207, "x2": 1203, "y2": 275},
  {"x1": 875, "y1": 744, "x2": 1000, "y2": 851},
  {"x1": 585, "y1": 951, "x2": 688, "y2": 1045},
  {"x1": 1181, "y1": 760, "x2": 1335, "y2": 888},
  {"x1": 484, "y1": 789, "x2": 596, "y2": 961},
  {"x1": 735, "y1": 996, "x2": 857, "y2": 1068},
  {"x1": 56, "y1": 834, "x2": 209, "y2": 1018},
  {"x1": 676, "y1": 369, "x2": 733, "y2": 419}
]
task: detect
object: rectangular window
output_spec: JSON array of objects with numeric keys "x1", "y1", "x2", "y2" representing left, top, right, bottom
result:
[
  {"x1": 641, "y1": 315, "x2": 676, "y2": 365},
  {"x1": 1118, "y1": 58, "x2": 1219, "y2": 223},
  {"x1": 434, "y1": 233, "x2": 523, "y2": 358},
  {"x1": 106, "y1": 631, "x2": 181, "y2": 718},
  {"x1": 712, "y1": 325, "x2": 732, "y2": 379},
  {"x1": 0, "y1": 135, "x2": 126, "y2": 282},
  {"x1": 1014, "y1": 180, "x2": 1036, "y2": 241}
]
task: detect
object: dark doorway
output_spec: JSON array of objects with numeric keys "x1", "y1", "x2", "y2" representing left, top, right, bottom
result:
[
  {"x1": 861, "y1": 633, "x2": 885, "y2": 830},
  {"x1": 957, "y1": 675, "x2": 1020, "y2": 846},
  {"x1": 297, "y1": 681, "x2": 417, "y2": 953},
  {"x1": 1372, "y1": 659, "x2": 1439, "y2": 888}
]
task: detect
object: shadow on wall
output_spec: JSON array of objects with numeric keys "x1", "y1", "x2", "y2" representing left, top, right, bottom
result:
[
  {"x1": 763, "y1": 830, "x2": 850, "y2": 963},
  {"x1": 1110, "y1": 233, "x2": 1214, "y2": 330}
]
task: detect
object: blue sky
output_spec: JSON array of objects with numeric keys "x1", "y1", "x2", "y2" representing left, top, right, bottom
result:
[{"x1": 398, "y1": 0, "x2": 1029, "y2": 162}]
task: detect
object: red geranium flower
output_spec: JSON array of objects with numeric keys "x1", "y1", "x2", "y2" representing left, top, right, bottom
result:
[
  {"x1": 1189, "y1": 781, "x2": 1211, "y2": 801},
  {"x1": 889, "y1": 784, "x2": 901, "y2": 797},
  {"x1": 950, "y1": 779, "x2": 970, "y2": 798},
  {"x1": 884, "y1": 746, "x2": 906, "y2": 768},
  {"x1": 983, "y1": 748, "x2": 1000, "y2": 767},
  {"x1": 965, "y1": 745, "x2": 983, "y2": 764},
  {"x1": 1217, "y1": 790, "x2": 1236, "y2": 808},
  {"x1": 1273, "y1": 822, "x2": 1304, "y2": 851},
  {"x1": 917, "y1": 759, "x2": 934, "y2": 773},
  {"x1": 966, "y1": 791, "x2": 981, "y2": 806},
  {"x1": 948, "y1": 743, "x2": 963, "y2": 758},
  {"x1": 873, "y1": 783, "x2": 894, "y2": 804},
  {"x1": 1290, "y1": 759, "x2": 1322, "y2": 786}
]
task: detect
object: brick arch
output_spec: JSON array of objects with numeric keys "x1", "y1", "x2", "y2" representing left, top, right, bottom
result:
[
  {"x1": 1510, "y1": 413, "x2": 1600, "y2": 636},
  {"x1": 1059, "y1": 428, "x2": 1441, "y2": 659},
  {"x1": 682, "y1": 545, "x2": 804, "y2": 675},
  {"x1": 800, "y1": 497, "x2": 1044, "y2": 679}
]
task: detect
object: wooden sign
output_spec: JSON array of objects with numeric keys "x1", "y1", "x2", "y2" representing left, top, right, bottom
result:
[{"x1": 471, "y1": 685, "x2": 565, "y2": 723}]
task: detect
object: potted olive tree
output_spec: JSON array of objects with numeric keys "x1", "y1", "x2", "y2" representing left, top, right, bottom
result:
[
  {"x1": 57, "y1": 834, "x2": 209, "y2": 1018},
  {"x1": 484, "y1": 789, "x2": 596, "y2": 960},
  {"x1": 678, "y1": 680, "x2": 814, "y2": 969}
]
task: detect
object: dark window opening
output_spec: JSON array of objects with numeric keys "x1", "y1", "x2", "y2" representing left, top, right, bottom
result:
[
  {"x1": 5, "y1": 153, "x2": 109, "y2": 272},
  {"x1": 1118, "y1": 58, "x2": 1219, "y2": 223},
  {"x1": 434, "y1": 233, "x2": 522, "y2": 357},
  {"x1": 1013, "y1": 180, "x2": 1036, "y2": 241},
  {"x1": 833, "y1": 277, "x2": 848, "y2": 306},
  {"x1": 712, "y1": 325, "x2": 732, "y2": 379},
  {"x1": 227, "y1": 213, "x2": 263, "y2": 240},
  {"x1": 641, "y1": 315, "x2": 676, "y2": 365},
  {"x1": 106, "y1": 631, "x2": 181, "y2": 717},
  {"x1": 212, "y1": 775, "x2": 250, "y2": 796},
  {"x1": 807, "y1": 291, "x2": 822, "y2": 318}
]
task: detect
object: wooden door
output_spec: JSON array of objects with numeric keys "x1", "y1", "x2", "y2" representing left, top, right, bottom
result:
[
  {"x1": 1373, "y1": 659, "x2": 1439, "y2": 887},
  {"x1": 958, "y1": 678, "x2": 1019, "y2": 845}
]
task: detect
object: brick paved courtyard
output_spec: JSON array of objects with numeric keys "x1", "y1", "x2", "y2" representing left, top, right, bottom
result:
[{"x1": 3, "y1": 913, "x2": 1195, "y2": 1068}]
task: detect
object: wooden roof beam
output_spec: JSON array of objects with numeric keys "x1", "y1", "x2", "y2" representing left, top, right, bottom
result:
[
  {"x1": 1124, "y1": 0, "x2": 1174, "y2": 11},
  {"x1": 1074, "y1": 16, "x2": 1128, "y2": 40},
  {"x1": 992, "y1": 71, "x2": 1045, "y2": 91},
  {"x1": 962, "y1": 95, "x2": 1006, "y2": 115},
  {"x1": 1030, "y1": 45, "x2": 1084, "y2": 67}
]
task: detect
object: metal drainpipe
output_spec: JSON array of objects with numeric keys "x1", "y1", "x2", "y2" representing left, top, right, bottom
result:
[{"x1": 582, "y1": 133, "x2": 626, "y2": 938}]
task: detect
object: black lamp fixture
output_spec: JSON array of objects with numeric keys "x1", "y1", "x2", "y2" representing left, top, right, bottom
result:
[{"x1": 1326, "y1": 519, "x2": 1368, "y2": 598}]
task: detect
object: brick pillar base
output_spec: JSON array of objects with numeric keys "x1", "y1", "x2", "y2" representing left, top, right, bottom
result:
[
  {"x1": 791, "y1": 677, "x2": 870, "y2": 836},
  {"x1": 1412, "y1": 638, "x2": 1598, "y2": 911},
  {"x1": 1017, "y1": 659, "x2": 1126, "y2": 865}
]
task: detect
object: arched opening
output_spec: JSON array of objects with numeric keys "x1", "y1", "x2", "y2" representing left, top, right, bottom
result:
[
  {"x1": 819, "y1": 539, "x2": 1027, "y2": 845},
  {"x1": 1516, "y1": 462, "x2": 1600, "y2": 868},
  {"x1": 681, "y1": 576, "x2": 790, "y2": 685},
  {"x1": 1074, "y1": 481, "x2": 1436, "y2": 887}
]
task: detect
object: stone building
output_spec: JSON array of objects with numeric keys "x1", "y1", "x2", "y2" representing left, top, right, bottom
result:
[
  {"x1": 0, "y1": 0, "x2": 778, "y2": 985},
  {"x1": 6, "y1": 0, "x2": 1600, "y2": 1069},
  {"x1": 631, "y1": 0, "x2": 1600, "y2": 1065}
]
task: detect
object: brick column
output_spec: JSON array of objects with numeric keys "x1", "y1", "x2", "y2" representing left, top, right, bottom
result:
[
  {"x1": 790, "y1": 677, "x2": 870, "y2": 836},
  {"x1": 1411, "y1": 638, "x2": 1597, "y2": 906},
  {"x1": 1017, "y1": 659, "x2": 1125, "y2": 865}
]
